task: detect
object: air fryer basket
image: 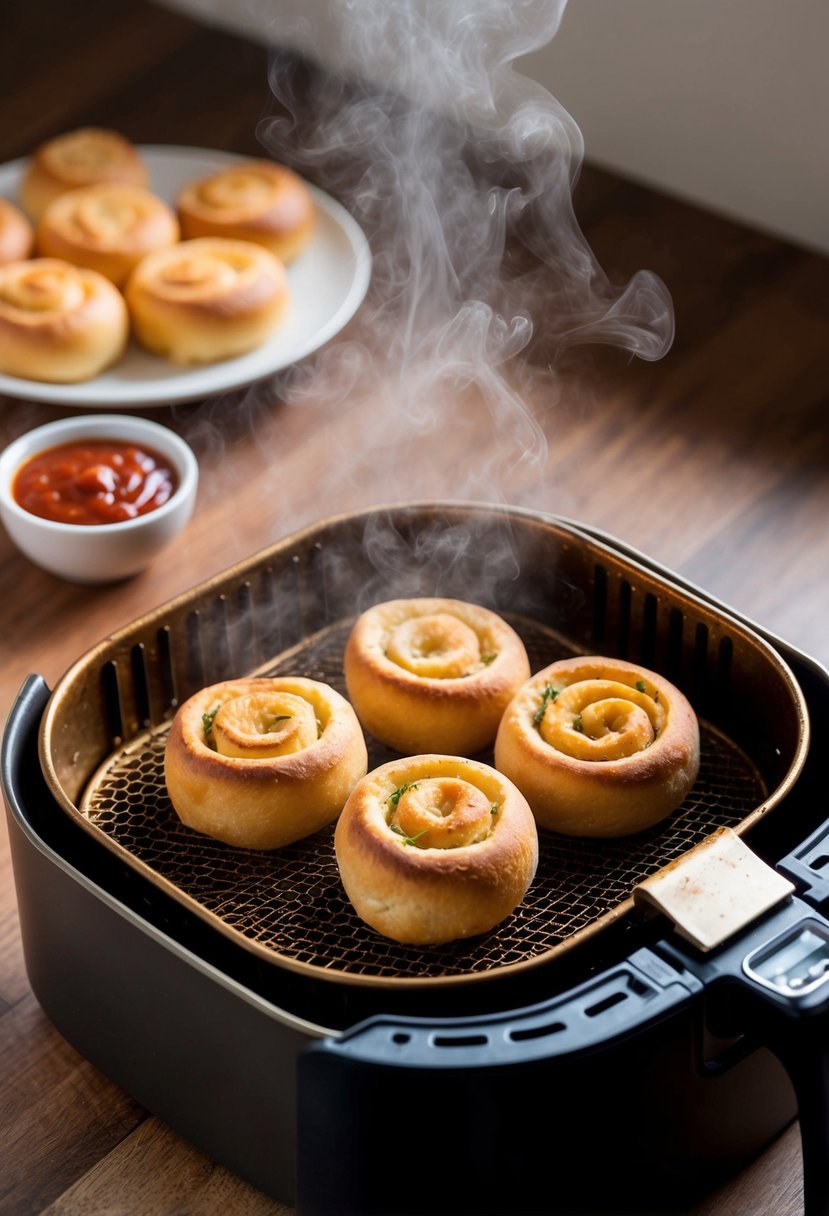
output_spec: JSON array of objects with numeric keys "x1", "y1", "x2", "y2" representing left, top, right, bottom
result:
[
  {"x1": 38, "y1": 502, "x2": 807, "y2": 990},
  {"x1": 8, "y1": 501, "x2": 829, "y2": 1216}
]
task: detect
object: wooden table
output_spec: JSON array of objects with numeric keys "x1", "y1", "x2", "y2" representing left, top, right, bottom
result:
[{"x1": 1, "y1": 1, "x2": 827, "y2": 1212}]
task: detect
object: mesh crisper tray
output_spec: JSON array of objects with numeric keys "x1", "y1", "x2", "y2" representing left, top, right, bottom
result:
[
  {"x1": 41, "y1": 504, "x2": 809, "y2": 989},
  {"x1": 80, "y1": 616, "x2": 764, "y2": 985}
]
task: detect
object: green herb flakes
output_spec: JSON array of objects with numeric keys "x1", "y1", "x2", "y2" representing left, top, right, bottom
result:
[
  {"x1": 533, "y1": 683, "x2": 561, "y2": 727},
  {"x1": 390, "y1": 824, "x2": 428, "y2": 847},
  {"x1": 388, "y1": 782, "x2": 418, "y2": 810}
]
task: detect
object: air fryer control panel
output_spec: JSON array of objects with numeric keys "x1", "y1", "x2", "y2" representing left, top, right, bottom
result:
[{"x1": 744, "y1": 920, "x2": 829, "y2": 998}]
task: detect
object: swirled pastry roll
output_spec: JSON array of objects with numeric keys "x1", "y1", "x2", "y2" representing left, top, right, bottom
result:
[
  {"x1": 343, "y1": 598, "x2": 532, "y2": 756},
  {"x1": 0, "y1": 258, "x2": 128, "y2": 382},
  {"x1": 494, "y1": 656, "x2": 700, "y2": 837},
  {"x1": 37, "y1": 183, "x2": 179, "y2": 287},
  {"x1": 164, "y1": 677, "x2": 368, "y2": 850},
  {"x1": 20, "y1": 127, "x2": 148, "y2": 221},
  {"x1": 177, "y1": 159, "x2": 314, "y2": 263},
  {"x1": 334, "y1": 754, "x2": 538, "y2": 944},
  {"x1": 0, "y1": 199, "x2": 34, "y2": 265},
  {"x1": 125, "y1": 237, "x2": 289, "y2": 364}
]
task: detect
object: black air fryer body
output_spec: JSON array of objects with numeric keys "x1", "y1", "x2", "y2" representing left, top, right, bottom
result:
[{"x1": 5, "y1": 516, "x2": 829, "y2": 1216}]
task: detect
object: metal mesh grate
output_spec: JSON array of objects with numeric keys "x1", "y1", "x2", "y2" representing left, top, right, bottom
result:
[{"x1": 81, "y1": 615, "x2": 766, "y2": 984}]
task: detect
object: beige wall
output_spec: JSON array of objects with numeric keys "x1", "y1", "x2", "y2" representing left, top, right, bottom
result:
[
  {"x1": 518, "y1": 0, "x2": 829, "y2": 254},
  {"x1": 158, "y1": 0, "x2": 829, "y2": 254}
]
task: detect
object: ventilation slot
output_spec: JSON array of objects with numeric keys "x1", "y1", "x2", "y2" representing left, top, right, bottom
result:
[
  {"x1": 718, "y1": 634, "x2": 733, "y2": 696},
  {"x1": 256, "y1": 561, "x2": 305, "y2": 661},
  {"x1": 617, "y1": 579, "x2": 632, "y2": 658},
  {"x1": 101, "y1": 660, "x2": 124, "y2": 746},
  {"x1": 130, "y1": 644, "x2": 151, "y2": 728},
  {"x1": 234, "y1": 581, "x2": 256, "y2": 673},
  {"x1": 666, "y1": 607, "x2": 684, "y2": 682},
  {"x1": 208, "y1": 595, "x2": 232, "y2": 683},
  {"x1": 509, "y1": 1020, "x2": 566, "y2": 1043},
  {"x1": 156, "y1": 625, "x2": 177, "y2": 712},
  {"x1": 256, "y1": 566, "x2": 279, "y2": 659},
  {"x1": 641, "y1": 592, "x2": 658, "y2": 667},
  {"x1": 432, "y1": 1034, "x2": 489, "y2": 1049},
  {"x1": 585, "y1": 990, "x2": 628, "y2": 1018},
  {"x1": 185, "y1": 610, "x2": 205, "y2": 693},
  {"x1": 693, "y1": 622, "x2": 709, "y2": 694}
]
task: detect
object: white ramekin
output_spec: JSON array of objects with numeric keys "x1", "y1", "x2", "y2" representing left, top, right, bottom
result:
[{"x1": 0, "y1": 413, "x2": 199, "y2": 584}]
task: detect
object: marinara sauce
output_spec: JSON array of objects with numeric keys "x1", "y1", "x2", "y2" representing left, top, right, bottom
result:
[{"x1": 13, "y1": 439, "x2": 178, "y2": 526}]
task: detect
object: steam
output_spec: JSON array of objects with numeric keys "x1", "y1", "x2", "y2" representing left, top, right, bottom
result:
[
  {"x1": 263, "y1": 4, "x2": 670, "y2": 320},
  {"x1": 230, "y1": 0, "x2": 673, "y2": 531}
]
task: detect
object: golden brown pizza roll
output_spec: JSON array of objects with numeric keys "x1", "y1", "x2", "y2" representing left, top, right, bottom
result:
[
  {"x1": 36, "y1": 183, "x2": 179, "y2": 287},
  {"x1": 19, "y1": 127, "x2": 148, "y2": 221},
  {"x1": 124, "y1": 236, "x2": 289, "y2": 364},
  {"x1": 164, "y1": 676, "x2": 368, "y2": 850},
  {"x1": 177, "y1": 159, "x2": 314, "y2": 264},
  {"x1": 0, "y1": 258, "x2": 128, "y2": 383},
  {"x1": 344, "y1": 597, "x2": 531, "y2": 756},
  {"x1": 334, "y1": 754, "x2": 539, "y2": 944},
  {"x1": 494, "y1": 656, "x2": 700, "y2": 837},
  {"x1": 0, "y1": 199, "x2": 35, "y2": 265}
]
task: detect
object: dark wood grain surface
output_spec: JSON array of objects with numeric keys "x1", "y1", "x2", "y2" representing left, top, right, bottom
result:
[{"x1": 1, "y1": 1, "x2": 827, "y2": 1213}]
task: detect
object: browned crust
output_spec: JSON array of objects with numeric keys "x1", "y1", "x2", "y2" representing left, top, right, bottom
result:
[
  {"x1": 20, "y1": 128, "x2": 148, "y2": 221},
  {"x1": 0, "y1": 200, "x2": 34, "y2": 266},
  {"x1": 164, "y1": 677, "x2": 368, "y2": 850},
  {"x1": 494, "y1": 656, "x2": 701, "y2": 837},
  {"x1": 177, "y1": 160, "x2": 315, "y2": 264},
  {"x1": 36, "y1": 184, "x2": 179, "y2": 287},
  {"x1": 124, "y1": 238, "x2": 289, "y2": 364},
  {"x1": 343, "y1": 598, "x2": 531, "y2": 755},
  {"x1": 334, "y1": 754, "x2": 539, "y2": 945},
  {"x1": 0, "y1": 258, "x2": 128, "y2": 383}
]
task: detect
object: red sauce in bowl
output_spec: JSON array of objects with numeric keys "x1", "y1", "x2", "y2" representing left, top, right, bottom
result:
[{"x1": 13, "y1": 439, "x2": 178, "y2": 526}]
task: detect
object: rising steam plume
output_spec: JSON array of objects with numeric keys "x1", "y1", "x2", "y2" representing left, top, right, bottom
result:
[
  {"x1": 263, "y1": 1, "x2": 671, "y2": 339},
  {"x1": 185, "y1": 0, "x2": 674, "y2": 521}
]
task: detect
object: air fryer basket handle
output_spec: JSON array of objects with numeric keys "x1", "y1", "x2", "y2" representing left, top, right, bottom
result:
[
  {"x1": 662, "y1": 897, "x2": 829, "y2": 1216},
  {"x1": 727, "y1": 965, "x2": 829, "y2": 1216},
  {"x1": 774, "y1": 1026, "x2": 829, "y2": 1216}
]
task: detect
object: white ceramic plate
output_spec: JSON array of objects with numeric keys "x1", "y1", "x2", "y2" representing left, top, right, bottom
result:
[{"x1": 0, "y1": 146, "x2": 372, "y2": 408}]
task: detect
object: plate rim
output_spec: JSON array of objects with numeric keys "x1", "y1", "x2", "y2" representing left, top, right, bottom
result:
[{"x1": 0, "y1": 144, "x2": 372, "y2": 409}]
